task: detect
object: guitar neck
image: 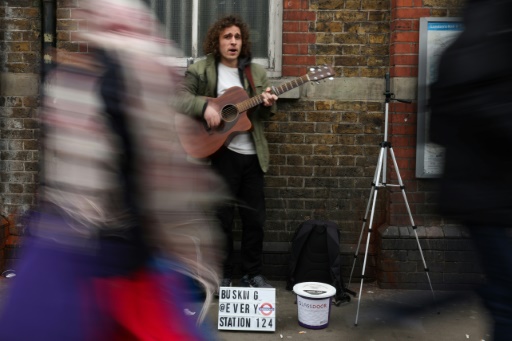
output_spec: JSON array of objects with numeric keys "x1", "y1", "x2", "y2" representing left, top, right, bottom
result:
[{"x1": 236, "y1": 74, "x2": 310, "y2": 113}]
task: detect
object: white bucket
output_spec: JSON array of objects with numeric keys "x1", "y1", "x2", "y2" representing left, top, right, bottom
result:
[{"x1": 293, "y1": 282, "x2": 336, "y2": 329}]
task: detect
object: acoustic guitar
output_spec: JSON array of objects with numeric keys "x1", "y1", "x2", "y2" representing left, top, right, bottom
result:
[{"x1": 176, "y1": 65, "x2": 334, "y2": 158}]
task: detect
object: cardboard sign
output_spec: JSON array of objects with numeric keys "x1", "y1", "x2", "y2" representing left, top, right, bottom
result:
[{"x1": 218, "y1": 287, "x2": 276, "y2": 332}]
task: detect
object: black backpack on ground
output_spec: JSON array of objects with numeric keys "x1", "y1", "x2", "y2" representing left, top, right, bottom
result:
[{"x1": 286, "y1": 220, "x2": 355, "y2": 305}]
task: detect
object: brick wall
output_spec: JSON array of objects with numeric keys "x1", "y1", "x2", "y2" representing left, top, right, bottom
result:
[
  {"x1": 262, "y1": 0, "x2": 476, "y2": 288},
  {"x1": 0, "y1": 0, "x2": 42, "y2": 270},
  {"x1": 283, "y1": 0, "x2": 391, "y2": 78},
  {"x1": 1, "y1": 0, "x2": 479, "y2": 288},
  {"x1": 259, "y1": 0, "x2": 393, "y2": 281},
  {"x1": 268, "y1": 5, "x2": 391, "y2": 215},
  {"x1": 56, "y1": 0, "x2": 87, "y2": 53},
  {"x1": 377, "y1": 225, "x2": 485, "y2": 290}
]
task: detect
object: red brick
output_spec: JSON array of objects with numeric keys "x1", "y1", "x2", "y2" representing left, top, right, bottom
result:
[
  {"x1": 283, "y1": 44, "x2": 308, "y2": 55},
  {"x1": 282, "y1": 44, "x2": 309, "y2": 55},
  {"x1": 412, "y1": 21, "x2": 420, "y2": 31},
  {"x1": 391, "y1": 20, "x2": 415, "y2": 31},
  {"x1": 394, "y1": 0, "x2": 415, "y2": 6},
  {"x1": 284, "y1": 0, "x2": 309, "y2": 9},
  {"x1": 391, "y1": 65, "x2": 418, "y2": 77},
  {"x1": 390, "y1": 135, "x2": 412, "y2": 148},
  {"x1": 390, "y1": 42, "x2": 418, "y2": 54},
  {"x1": 391, "y1": 31, "x2": 419, "y2": 43},
  {"x1": 283, "y1": 10, "x2": 316, "y2": 21},
  {"x1": 283, "y1": 44, "x2": 300, "y2": 54},
  {"x1": 389, "y1": 146, "x2": 416, "y2": 158},
  {"x1": 283, "y1": 33, "x2": 316, "y2": 44},
  {"x1": 389, "y1": 103, "x2": 417, "y2": 114},
  {"x1": 299, "y1": 45, "x2": 309, "y2": 54},
  {"x1": 393, "y1": 148, "x2": 416, "y2": 163},
  {"x1": 283, "y1": 21, "x2": 310, "y2": 33},
  {"x1": 283, "y1": 55, "x2": 316, "y2": 66},
  {"x1": 282, "y1": 65, "x2": 308, "y2": 77},
  {"x1": 389, "y1": 124, "x2": 416, "y2": 135},
  {"x1": 391, "y1": 54, "x2": 418, "y2": 65},
  {"x1": 394, "y1": 168, "x2": 416, "y2": 180},
  {"x1": 393, "y1": 8, "x2": 431, "y2": 19}
]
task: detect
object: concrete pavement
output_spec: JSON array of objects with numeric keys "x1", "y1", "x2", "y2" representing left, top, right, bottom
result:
[
  {"x1": 0, "y1": 278, "x2": 492, "y2": 340},
  {"x1": 212, "y1": 281, "x2": 492, "y2": 341}
]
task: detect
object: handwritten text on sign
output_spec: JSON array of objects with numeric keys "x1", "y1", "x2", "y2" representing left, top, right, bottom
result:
[{"x1": 218, "y1": 287, "x2": 276, "y2": 331}]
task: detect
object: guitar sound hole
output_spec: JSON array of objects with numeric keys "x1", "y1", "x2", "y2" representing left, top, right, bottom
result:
[{"x1": 221, "y1": 104, "x2": 239, "y2": 122}]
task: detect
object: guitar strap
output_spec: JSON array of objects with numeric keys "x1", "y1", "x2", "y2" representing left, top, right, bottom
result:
[
  {"x1": 244, "y1": 65, "x2": 257, "y2": 117},
  {"x1": 244, "y1": 65, "x2": 257, "y2": 95}
]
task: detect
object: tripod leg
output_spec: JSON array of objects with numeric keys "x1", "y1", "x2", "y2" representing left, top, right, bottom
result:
[
  {"x1": 348, "y1": 185, "x2": 374, "y2": 286},
  {"x1": 349, "y1": 144, "x2": 388, "y2": 285},
  {"x1": 348, "y1": 150, "x2": 382, "y2": 286},
  {"x1": 354, "y1": 146, "x2": 386, "y2": 326},
  {"x1": 388, "y1": 147, "x2": 437, "y2": 306}
]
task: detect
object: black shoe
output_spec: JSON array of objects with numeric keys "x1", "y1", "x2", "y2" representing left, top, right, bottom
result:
[
  {"x1": 214, "y1": 278, "x2": 232, "y2": 297},
  {"x1": 240, "y1": 274, "x2": 273, "y2": 288},
  {"x1": 239, "y1": 275, "x2": 251, "y2": 287}
]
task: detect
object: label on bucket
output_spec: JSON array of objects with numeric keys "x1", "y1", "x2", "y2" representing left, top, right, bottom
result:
[{"x1": 296, "y1": 295, "x2": 331, "y2": 328}]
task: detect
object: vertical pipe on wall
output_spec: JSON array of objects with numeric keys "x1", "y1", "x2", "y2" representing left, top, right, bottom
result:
[{"x1": 42, "y1": 0, "x2": 57, "y2": 78}]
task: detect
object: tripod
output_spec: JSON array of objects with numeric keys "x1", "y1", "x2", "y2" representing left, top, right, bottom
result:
[{"x1": 348, "y1": 73, "x2": 436, "y2": 326}]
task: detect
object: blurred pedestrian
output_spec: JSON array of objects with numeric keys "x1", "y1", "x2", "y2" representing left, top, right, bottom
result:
[
  {"x1": 430, "y1": 1, "x2": 512, "y2": 340},
  {"x1": 0, "y1": 0, "x2": 225, "y2": 340}
]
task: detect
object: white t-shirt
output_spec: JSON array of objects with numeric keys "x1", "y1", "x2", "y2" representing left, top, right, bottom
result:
[{"x1": 217, "y1": 63, "x2": 256, "y2": 155}]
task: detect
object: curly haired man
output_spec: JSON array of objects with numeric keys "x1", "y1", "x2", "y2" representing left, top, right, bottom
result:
[{"x1": 175, "y1": 14, "x2": 278, "y2": 292}]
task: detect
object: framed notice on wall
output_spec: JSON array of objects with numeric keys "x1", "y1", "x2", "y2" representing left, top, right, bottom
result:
[{"x1": 416, "y1": 17, "x2": 463, "y2": 178}]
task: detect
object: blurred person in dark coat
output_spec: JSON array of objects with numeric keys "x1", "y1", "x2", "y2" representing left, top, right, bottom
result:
[
  {"x1": 430, "y1": 1, "x2": 512, "y2": 340},
  {"x1": 0, "y1": 0, "x2": 225, "y2": 340}
]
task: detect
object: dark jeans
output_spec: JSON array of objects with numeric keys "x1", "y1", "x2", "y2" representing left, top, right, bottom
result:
[
  {"x1": 210, "y1": 148, "x2": 266, "y2": 278},
  {"x1": 467, "y1": 225, "x2": 512, "y2": 341}
]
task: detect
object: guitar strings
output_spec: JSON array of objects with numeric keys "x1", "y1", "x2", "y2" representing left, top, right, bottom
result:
[{"x1": 221, "y1": 105, "x2": 238, "y2": 122}]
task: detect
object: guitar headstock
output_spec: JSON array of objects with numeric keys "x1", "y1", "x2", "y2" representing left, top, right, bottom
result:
[{"x1": 307, "y1": 65, "x2": 335, "y2": 81}]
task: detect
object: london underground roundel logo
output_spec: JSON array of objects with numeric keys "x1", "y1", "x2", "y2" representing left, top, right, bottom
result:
[{"x1": 259, "y1": 302, "x2": 275, "y2": 316}]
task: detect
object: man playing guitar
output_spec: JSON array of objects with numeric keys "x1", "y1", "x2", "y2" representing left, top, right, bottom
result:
[{"x1": 174, "y1": 14, "x2": 277, "y2": 293}]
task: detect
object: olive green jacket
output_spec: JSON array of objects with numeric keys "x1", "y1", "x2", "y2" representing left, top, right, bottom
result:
[{"x1": 174, "y1": 54, "x2": 276, "y2": 172}]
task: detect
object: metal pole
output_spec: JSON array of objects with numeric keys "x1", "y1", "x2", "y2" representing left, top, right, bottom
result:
[{"x1": 42, "y1": 0, "x2": 57, "y2": 78}]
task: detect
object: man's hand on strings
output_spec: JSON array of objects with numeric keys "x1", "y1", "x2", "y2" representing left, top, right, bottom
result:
[
  {"x1": 204, "y1": 103, "x2": 221, "y2": 128},
  {"x1": 261, "y1": 87, "x2": 278, "y2": 107}
]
